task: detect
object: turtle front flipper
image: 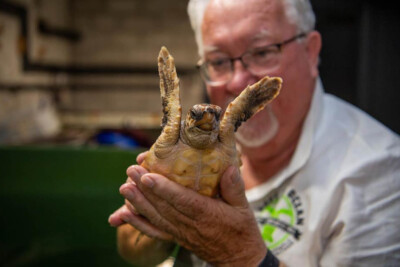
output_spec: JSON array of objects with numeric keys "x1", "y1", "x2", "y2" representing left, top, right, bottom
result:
[
  {"x1": 219, "y1": 76, "x2": 282, "y2": 144},
  {"x1": 154, "y1": 46, "x2": 182, "y2": 158}
]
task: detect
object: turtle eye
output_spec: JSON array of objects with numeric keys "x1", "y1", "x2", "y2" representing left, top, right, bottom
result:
[
  {"x1": 205, "y1": 107, "x2": 214, "y2": 114},
  {"x1": 190, "y1": 109, "x2": 197, "y2": 119},
  {"x1": 215, "y1": 110, "x2": 221, "y2": 121}
]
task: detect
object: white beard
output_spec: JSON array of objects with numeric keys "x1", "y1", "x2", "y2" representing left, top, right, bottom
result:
[{"x1": 234, "y1": 106, "x2": 279, "y2": 148}]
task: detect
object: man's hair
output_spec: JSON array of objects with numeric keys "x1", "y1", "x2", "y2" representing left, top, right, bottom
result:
[{"x1": 187, "y1": 0, "x2": 316, "y2": 56}]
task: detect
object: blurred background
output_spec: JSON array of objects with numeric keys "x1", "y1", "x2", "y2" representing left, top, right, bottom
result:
[{"x1": 0, "y1": 0, "x2": 399, "y2": 266}]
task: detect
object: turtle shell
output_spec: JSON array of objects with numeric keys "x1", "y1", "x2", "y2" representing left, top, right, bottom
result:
[
  {"x1": 142, "y1": 140, "x2": 240, "y2": 197},
  {"x1": 140, "y1": 46, "x2": 281, "y2": 198}
]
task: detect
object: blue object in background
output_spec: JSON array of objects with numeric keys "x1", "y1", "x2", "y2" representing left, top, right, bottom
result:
[{"x1": 95, "y1": 131, "x2": 140, "y2": 149}]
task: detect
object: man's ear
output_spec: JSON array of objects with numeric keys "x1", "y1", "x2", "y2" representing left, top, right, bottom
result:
[{"x1": 305, "y1": 31, "x2": 322, "y2": 78}]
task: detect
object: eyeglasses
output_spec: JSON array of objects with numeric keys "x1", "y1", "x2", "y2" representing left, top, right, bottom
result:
[{"x1": 197, "y1": 33, "x2": 307, "y2": 86}]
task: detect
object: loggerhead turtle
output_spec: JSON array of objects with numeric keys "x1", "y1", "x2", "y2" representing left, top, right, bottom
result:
[{"x1": 141, "y1": 47, "x2": 282, "y2": 197}]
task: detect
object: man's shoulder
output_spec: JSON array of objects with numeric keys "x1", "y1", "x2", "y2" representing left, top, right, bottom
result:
[
  {"x1": 317, "y1": 93, "x2": 399, "y2": 154},
  {"x1": 309, "y1": 93, "x2": 400, "y2": 184}
]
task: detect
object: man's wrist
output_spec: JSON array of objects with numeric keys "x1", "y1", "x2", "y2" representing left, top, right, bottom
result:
[{"x1": 258, "y1": 250, "x2": 280, "y2": 267}]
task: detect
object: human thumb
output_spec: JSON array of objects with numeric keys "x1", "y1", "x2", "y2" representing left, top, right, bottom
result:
[{"x1": 220, "y1": 166, "x2": 248, "y2": 208}]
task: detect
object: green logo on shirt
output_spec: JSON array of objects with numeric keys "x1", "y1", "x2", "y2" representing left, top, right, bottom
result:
[{"x1": 256, "y1": 189, "x2": 304, "y2": 255}]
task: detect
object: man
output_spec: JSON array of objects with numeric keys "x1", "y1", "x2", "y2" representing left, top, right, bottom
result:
[{"x1": 109, "y1": 0, "x2": 400, "y2": 266}]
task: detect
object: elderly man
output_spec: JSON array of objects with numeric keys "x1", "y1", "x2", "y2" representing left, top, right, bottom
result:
[{"x1": 109, "y1": 0, "x2": 400, "y2": 266}]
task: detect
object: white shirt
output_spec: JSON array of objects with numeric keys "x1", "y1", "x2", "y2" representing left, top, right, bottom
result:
[{"x1": 246, "y1": 79, "x2": 400, "y2": 266}]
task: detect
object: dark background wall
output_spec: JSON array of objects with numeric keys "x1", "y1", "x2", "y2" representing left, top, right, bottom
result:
[{"x1": 311, "y1": 0, "x2": 400, "y2": 133}]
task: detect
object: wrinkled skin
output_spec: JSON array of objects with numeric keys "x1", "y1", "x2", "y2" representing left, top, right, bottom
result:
[{"x1": 109, "y1": 152, "x2": 266, "y2": 266}]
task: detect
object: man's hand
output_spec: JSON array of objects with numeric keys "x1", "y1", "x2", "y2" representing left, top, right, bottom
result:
[{"x1": 111, "y1": 152, "x2": 266, "y2": 266}]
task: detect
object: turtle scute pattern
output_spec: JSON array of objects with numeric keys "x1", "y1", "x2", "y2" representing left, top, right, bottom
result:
[{"x1": 169, "y1": 143, "x2": 238, "y2": 197}]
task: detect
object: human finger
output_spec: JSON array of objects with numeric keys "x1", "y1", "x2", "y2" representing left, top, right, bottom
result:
[
  {"x1": 125, "y1": 176, "x2": 134, "y2": 183},
  {"x1": 139, "y1": 173, "x2": 212, "y2": 220},
  {"x1": 119, "y1": 182, "x2": 177, "y2": 235},
  {"x1": 124, "y1": 199, "x2": 139, "y2": 215},
  {"x1": 126, "y1": 167, "x2": 195, "y2": 226},
  {"x1": 126, "y1": 165, "x2": 148, "y2": 184},
  {"x1": 118, "y1": 205, "x2": 173, "y2": 241},
  {"x1": 136, "y1": 151, "x2": 148, "y2": 165},
  {"x1": 130, "y1": 176, "x2": 196, "y2": 228},
  {"x1": 108, "y1": 205, "x2": 127, "y2": 227},
  {"x1": 219, "y1": 166, "x2": 248, "y2": 208},
  {"x1": 123, "y1": 172, "x2": 141, "y2": 215}
]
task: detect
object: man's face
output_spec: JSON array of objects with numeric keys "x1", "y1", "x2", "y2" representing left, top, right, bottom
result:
[{"x1": 201, "y1": 0, "x2": 320, "y2": 151}]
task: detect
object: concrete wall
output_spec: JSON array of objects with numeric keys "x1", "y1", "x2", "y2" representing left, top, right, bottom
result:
[
  {"x1": 0, "y1": 0, "x2": 72, "y2": 84},
  {"x1": 0, "y1": 0, "x2": 204, "y2": 144},
  {"x1": 71, "y1": 0, "x2": 198, "y2": 67}
]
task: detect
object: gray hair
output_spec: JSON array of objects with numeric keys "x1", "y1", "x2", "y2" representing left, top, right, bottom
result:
[{"x1": 187, "y1": 0, "x2": 316, "y2": 56}]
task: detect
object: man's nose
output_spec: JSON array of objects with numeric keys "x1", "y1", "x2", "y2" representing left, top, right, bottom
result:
[{"x1": 226, "y1": 60, "x2": 257, "y2": 95}]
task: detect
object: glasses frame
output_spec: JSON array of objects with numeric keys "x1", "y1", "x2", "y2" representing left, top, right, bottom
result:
[{"x1": 197, "y1": 32, "x2": 308, "y2": 86}]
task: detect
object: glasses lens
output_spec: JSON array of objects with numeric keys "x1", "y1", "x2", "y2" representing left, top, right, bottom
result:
[
  {"x1": 244, "y1": 46, "x2": 281, "y2": 75},
  {"x1": 200, "y1": 58, "x2": 232, "y2": 85},
  {"x1": 198, "y1": 44, "x2": 284, "y2": 85}
]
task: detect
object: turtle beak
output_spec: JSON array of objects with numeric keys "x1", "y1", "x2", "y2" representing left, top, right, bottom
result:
[{"x1": 195, "y1": 112, "x2": 216, "y2": 131}]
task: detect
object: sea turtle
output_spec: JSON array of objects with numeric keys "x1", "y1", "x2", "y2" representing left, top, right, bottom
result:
[{"x1": 141, "y1": 46, "x2": 282, "y2": 197}]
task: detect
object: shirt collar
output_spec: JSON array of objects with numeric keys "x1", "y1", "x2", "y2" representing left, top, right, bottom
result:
[{"x1": 245, "y1": 78, "x2": 324, "y2": 202}]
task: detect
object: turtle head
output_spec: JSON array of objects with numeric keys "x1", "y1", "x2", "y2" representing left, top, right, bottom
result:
[{"x1": 181, "y1": 104, "x2": 222, "y2": 149}]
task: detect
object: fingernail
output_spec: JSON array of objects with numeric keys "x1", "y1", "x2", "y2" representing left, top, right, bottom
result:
[
  {"x1": 108, "y1": 214, "x2": 117, "y2": 226},
  {"x1": 127, "y1": 166, "x2": 138, "y2": 178},
  {"x1": 121, "y1": 187, "x2": 134, "y2": 199},
  {"x1": 120, "y1": 211, "x2": 130, "y2": 222},
  {"x1": 141, "y1": 174, "x2": 154, "y2": 188}
]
